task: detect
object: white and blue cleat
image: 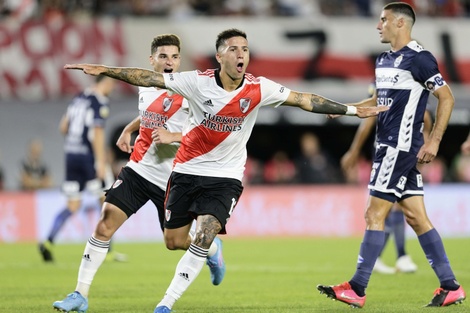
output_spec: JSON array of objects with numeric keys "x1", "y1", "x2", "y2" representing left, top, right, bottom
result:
[
  {"x1": 53, "y1": 291, "x2": 88, "y2": 313},
  {"x1": 206, "y1": 237, "x2": 226, "y2": 286},
  {"x1": 154, "y1": 305, "x2": 172, "y2": 313}
]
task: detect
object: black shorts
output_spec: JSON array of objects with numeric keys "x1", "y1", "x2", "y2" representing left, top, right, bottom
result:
[
  {"x1": 369, "y1": 145, "x2": 424, "y2": 202},
  {"x1": 105, "y1": 166, "x2": 165, "y2": 231},
  {"x1": 164, "y1": 172, "x2": 244, "y2": 234}
]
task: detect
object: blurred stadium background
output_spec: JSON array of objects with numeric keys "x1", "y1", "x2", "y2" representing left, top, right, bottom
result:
[{"x1": 1, "y1": 0, "x2": 470, "y2": 243}]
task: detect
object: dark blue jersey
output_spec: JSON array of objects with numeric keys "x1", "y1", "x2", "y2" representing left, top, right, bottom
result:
[
  {"x1": 375, "y1": 40, "x2": 445, "y2": 155},
  {"x1": 63, "y1": 89, "x2": 109, "y2": 158}
]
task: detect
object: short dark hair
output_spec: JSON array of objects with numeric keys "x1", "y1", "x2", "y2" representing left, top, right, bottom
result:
[
  {"x1": 216, "y1": 28, "x2": 247, "y2": 52},
  {"x1": 150, "y1": 34, "x2": 181, "y2": 55},
  {"x1": 383, "y1": 2, "x2": 416, "y2": 25}
]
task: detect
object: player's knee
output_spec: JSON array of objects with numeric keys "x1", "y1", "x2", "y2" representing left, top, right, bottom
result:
[
  {"x1": 94, "y1": 221, "x2": 114, "y2": 241},
  {"x1": 164, "y1": 235, "x2": 186, "y2": 250}
]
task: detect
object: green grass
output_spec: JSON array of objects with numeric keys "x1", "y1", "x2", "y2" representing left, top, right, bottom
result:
[{"x1": 1, "y1": 237, "x2": 469, "y2": 312}]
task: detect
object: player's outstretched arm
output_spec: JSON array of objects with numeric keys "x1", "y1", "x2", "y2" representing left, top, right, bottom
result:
[
  {"x1": 283, "y1": 91, "x2": 388, "y2": 118},
  {"x1": 64, "y1": 64, "x2": 166, "y2": 88}
]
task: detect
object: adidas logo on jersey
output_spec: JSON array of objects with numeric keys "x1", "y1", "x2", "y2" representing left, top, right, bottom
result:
[{"x1": 202, "y1": 99, "x2": 213, "y2": 106}]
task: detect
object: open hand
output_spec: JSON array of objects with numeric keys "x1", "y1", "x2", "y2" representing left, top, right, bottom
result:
[{"x1": 64, "y1": 64, "x2": 105, "y2": 76}]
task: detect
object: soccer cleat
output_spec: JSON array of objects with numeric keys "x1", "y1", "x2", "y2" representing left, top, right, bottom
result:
[
  {"x1": 39, "y1": 241, "x2": 54, "y2": 262},
  {"x1": 317, "y1": 281, "x2": 366, "y2": 308},
  {"x1": 154, "y1": 306, "x2": 172, "y2": 313},
  {"x1": 395, "y1": 255, "x2": 417, "y2": 273},
  {"x1": 53, "y1": 291, "x2": 88, "y2": 313},
  {"x1": 206, "y1": 237, "x2": 226, "y2": 286},
  {"x1": 426, "y1": 286, "x2": 466, "y2": 307},
  {"x1": 373, "y1": 257, "x2": 395, "y2": 274}
]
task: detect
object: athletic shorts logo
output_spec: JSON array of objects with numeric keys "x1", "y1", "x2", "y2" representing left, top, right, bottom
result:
[
  {"x1": 417, "y1": 174, "x2": 423, "y2": 188},
  {"x1": 165, "y1": 209, "x2": 171, "y2": 221},
  {"x1": 397, "y1": 176, "x2": 407, "y2": 190},
  {"x1": 112, "y1": 179, "x2": 123, "y2": 189}
]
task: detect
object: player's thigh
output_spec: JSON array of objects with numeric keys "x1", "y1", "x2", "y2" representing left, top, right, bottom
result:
[
  {"x1": 95, "y1": 202, "x2": 129, "y2": 238},
  {"x1": 365, "y1": 195, "x2": 394, "y2": 229},
  {"x1": 398, "y1": 195, "x2": 434, "y2": 234},
  {"x1": 105, "y1": 167, "x2": 155, "y2": 217},
  {"x1": 192, "y1": 176, "x2": 243, "y2": 234},
  {"x1": 163, "y1": 223, "x2": 192, "y2": 250}
]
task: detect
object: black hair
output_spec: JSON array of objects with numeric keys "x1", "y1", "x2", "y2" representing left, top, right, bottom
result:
[
  {"x1": 383, "y1": 2, "x2": 416, "y2": 25},
  {"x1": 215, "y1": 28, "x2": 247, "y2": 52},
  {"x1": 150, "y1": 34, "x2": 181, "y2": 55}
]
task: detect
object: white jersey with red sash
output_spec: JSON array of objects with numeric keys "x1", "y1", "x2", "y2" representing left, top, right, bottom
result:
[
  {"x1": 163, "y1": 69, "x2": 290, "y2": 182},
  {"x1": 126, "y1": 87, "x2": 188, "y2": 190}
]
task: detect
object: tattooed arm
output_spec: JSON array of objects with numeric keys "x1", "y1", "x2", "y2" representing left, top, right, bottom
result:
[
  {"x1": 64, "y1": 64, "x2": 166, "y2": 88},
  {"x1": 283, "y1": 91, "x2": 388, "y2": 118}
]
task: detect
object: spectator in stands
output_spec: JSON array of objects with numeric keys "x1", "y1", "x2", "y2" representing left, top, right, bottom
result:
[
  {"x1": 418, "y1": 156, "x2": 448, "y2": 184},
  {"x1": 19, "y1": 139, "x2": 53, "y2": 191},
  {"x1": 460, "y1": 130, "x2": 470, "y2": 155},
  {"x1": 0, "y1": 150, "x2": 4, "y2": 191},
  {"x1": 450, "y1": 153, "x2": 470, "y2": 182},
  {"x1": 294, "y1": 132, "x2": 343, "y2": 184},
  {"x1": 263, "y1": 150, "x2": 297, "y2": 184},
  {"x1": 243, "y1": 155, "x2": 264, "y2": 185}
]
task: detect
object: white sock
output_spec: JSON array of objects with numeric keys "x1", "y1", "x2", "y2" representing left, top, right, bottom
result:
[
  {"x1": 75, "y1": 237, "x2": 110, "y2": 297},
  {"x1": 207, "y1": 238, "x2": 218, "y2": 258},
  {"x1": 157, "y1": 244, "x2": 207, "y2": 308}
]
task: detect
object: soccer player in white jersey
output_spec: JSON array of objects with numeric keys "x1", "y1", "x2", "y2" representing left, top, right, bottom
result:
[
  {"x1": 53, "y1": 34, "x2": 225, "y2": 313},
  {"x1": 39, "y1": 74, "x2": 115, "y2": 263},
  {"x1": 317, "y1": 2, "x2": 466, "y2": 308},
  {"x1": 64, "y1": 29, "x2": 387, "y2": 313}
]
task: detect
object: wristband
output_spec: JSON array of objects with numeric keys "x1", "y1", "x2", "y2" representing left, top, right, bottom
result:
[{"x1": 345, "y1": 106, "x2": 357, "y2": 116}]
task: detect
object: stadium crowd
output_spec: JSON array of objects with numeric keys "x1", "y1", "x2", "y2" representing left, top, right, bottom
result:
[{"x1": 1, "y1": 0, "x2": 470, "y2": 21}]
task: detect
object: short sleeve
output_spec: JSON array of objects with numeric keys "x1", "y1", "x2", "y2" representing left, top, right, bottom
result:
[
  {"x1": 411, "y1": 51, "x2": 447, "y2": 92},
  {"x1": 259, "y1": 77, "x2": 290, "y2": 108},
  {"x1": 162, "y1": 71, "x2": 197, "y2": 100}
]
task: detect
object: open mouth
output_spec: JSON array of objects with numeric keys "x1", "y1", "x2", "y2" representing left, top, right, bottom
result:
[
  {"x1": 236, "y1": 62, "x2": 244, "y2": 73},
  {"x1": 164, "y1": 69, "x2": 173, "y2": 73}
]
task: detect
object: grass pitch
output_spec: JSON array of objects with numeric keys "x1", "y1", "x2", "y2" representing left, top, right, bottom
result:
[{"x1": 1, "y1": 237, "x2": 469, "y2": 312}]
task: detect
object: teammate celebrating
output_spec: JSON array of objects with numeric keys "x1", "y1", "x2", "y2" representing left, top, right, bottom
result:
[
  {"x1": 317, "y1": 2, "x2": 465, "y2": 308},
  {"x1": 64, "y1": 28, "x2": 387, "y2": 313},
  {"x1": 53, "y1": 34, "x2": 225, "y2": 313}
]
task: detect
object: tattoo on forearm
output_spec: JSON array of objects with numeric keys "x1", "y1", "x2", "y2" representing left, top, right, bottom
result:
[
  {"x1": 310, "y1": 94, "x2": 347, "y2": 114},
  {"x1": 294, "y1": 93, "x2": 304, "y2": 106},
  {"x1": 105, "y1": 67, "x2": 165, "y2": 88},
  {"x1": 193, "y1": 215, "x2": 222, "y2": 249}
]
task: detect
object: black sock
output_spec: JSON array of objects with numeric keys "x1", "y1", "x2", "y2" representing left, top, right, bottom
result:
[
  {"x1": 441, "y1": 279, "x2": 460, "y2": 291},
  {"x1": 349, "y1": 280, "x2": 366, "y2": 297}
]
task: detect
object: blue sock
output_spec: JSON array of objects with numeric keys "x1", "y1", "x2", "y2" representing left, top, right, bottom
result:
[
  {"x1": 47, "y1": 208, "x2": 73, "y2": 243},
  {"x1": 418, "y1": 229, "x2": 459, "y2": 290},
  {"x1": 350, "y1": 230, "x2": 385, "y2": 296},
  {"x1": 390, "y1": 210, "x2": 406, "y2": 257}
]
